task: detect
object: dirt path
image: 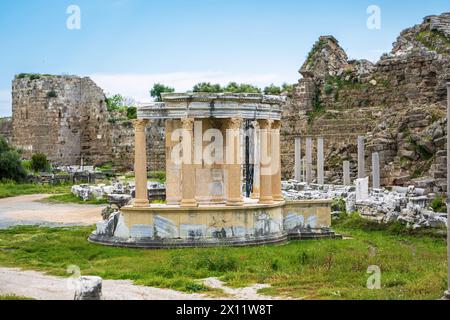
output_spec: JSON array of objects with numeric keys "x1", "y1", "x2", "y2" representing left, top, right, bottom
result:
[
  {"x1": 0, "y1": 194, "x2": 103, "y2": 229},
  {"x1": 0, "y1": 268, "x2": 277, "y2": 300},
  {"x1": 0, "y1": 268, "x2": 208, "y2": 300}
]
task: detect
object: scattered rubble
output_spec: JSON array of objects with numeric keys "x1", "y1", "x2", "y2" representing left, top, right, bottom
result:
[
  {"x1": 282, "y1": 180, "x2": 447, "y2": 229},
  {"x1": 74, "y1": 276, "x2": 103, "y2": 300}
]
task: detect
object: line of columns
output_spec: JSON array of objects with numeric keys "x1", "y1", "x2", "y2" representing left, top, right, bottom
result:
[{"x1": 132, "y1": 117, "x2": 283, "y2": 208}]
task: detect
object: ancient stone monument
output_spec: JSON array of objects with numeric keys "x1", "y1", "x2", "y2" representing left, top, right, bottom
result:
[
  {"x1": 10, "y1": 74, "x2": 165, "y2": 170},
  {"x1": 281, "y1": 13, "x2": 450, "y2": 192},
  {"x1": 89, "y1": 93, "x2": 335, "y2": 248},
  {"x1": 294, "y1": 137, "x2": 302, "y2": 182}
]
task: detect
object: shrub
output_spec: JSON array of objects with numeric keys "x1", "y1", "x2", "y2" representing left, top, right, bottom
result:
[
  {"x1": 0, "y1": 150, "x2": 27, "y2": 182},
  {"x1": 148, "y1": 171, "x2": 166, "y2": 182},
  {"x1": 195, "y1": 252, "x2": 238, "y2": 272},
  {"x1": 324, "y1": 84, "x2": 334, "y2": 95},
  {"x1": 30, "y1": 153, "x2": 49, "y2": 173},
  {"x1": 47, "y1": 90, "x2": 57, "y2": 98},
  {"x1": 430, "y1": 196, "x2": 447, "y2": 213},
  {"x1": 127, "y1": 107, "x2": 137, "y2": 120},
  {"x1": 331, "y1": 197, "x2": 346, "y2": 212}
]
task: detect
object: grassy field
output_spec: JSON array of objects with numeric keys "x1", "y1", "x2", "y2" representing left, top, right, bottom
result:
[
  {"x1": 0, "y1": 214, "x2": 447, "y2": 300},
  {"x1": 0, "y1": 182, "x2": 72, "y2": 199},
  {"x1": 41, "y1": 193, "x2": 108, "y2": 205}
]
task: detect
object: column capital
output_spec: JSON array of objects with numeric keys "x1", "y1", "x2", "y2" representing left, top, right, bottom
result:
[
  {"x1": 258, "y1": 119, "x2": 272, "y2": 130},
  {"x1": 181, "y1": 117, "x2": 195, "y2": 130},
  {"x1": 133, "y1": 119, "x2": 149, "y2": 132},
  {"x1": 226, "y1": 117, "x2": 243, "y2": 130},
  {"x1": 271, "y1": 120, "x2": 281, "y2": 130}
]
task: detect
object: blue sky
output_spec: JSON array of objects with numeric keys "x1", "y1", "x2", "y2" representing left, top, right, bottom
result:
[{"x1": 0, "y1": 0, "x2": 448, "y2": 116}]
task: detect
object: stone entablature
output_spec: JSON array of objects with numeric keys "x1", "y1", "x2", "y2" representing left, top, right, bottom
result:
[{"x1": 138, "y1": 93, "x2": 285, "y2": 121}]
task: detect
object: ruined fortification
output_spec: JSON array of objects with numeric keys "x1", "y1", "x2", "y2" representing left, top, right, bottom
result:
[
  {"x1": 10, "y1": 75, "x2": 165, "y2": 171},
  {"x1": 281, "y1": 12, "x2": 450, "y2": 192}
]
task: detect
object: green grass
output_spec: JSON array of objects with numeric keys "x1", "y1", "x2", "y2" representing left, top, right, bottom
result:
[
  {"x1": 0, "y1": 182, "x2": 72, "y2": 199},
  {"x1": 41, "y1": 193, "x2": 108, "y2": 205},
  {"x1": 0, "y1": 215, "x2": 447, "y2": 300}
]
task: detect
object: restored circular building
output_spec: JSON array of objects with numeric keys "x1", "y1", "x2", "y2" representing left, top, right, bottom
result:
[{"x1": 89, "y1": 93, "x2": 333, "y2": 248}]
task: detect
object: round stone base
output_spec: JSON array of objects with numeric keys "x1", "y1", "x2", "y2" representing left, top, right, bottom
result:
[{"x1": 88, "y1": 233, "x2": 288, "y2": 249}]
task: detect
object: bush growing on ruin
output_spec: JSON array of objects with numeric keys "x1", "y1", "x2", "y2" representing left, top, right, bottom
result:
[
  {"x1": 430, "y1": 196, "x2": 447, "y2": 213},
  {"x1": 126, "y1": 106, "x2": 137, "y2": 120},
  {"x1": 30, "y1": 153, "x2": 50, "y2": 173}
]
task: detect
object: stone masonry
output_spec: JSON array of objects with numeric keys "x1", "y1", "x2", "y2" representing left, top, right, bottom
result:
[
  {"x1": 10, "y1": 75, "x2": 165, "y2": 171},
  {"x1": 281, "y1": 13, "x2": 450, "y2": 193}
]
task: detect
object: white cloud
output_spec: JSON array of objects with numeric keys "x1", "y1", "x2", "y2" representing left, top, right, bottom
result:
[
  {"x1": 0, "y1": 90, "x2": 12, "y2": 117},
  {"x1": 90, "y1": 71, "x2": 289, "y2": 103}
]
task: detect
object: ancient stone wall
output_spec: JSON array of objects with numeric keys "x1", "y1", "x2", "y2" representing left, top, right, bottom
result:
[
  {"x1": 0, "y1": 117, "x2": 12, "y2": 143},
  {"x1": 11, "y1": 75, "x2": 166, "y2": 171},
  {"x1": 281, "y1": 13, "x2": 450, "y2": 192}
]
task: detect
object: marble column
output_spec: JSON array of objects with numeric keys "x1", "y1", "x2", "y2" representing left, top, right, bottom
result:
[
  {"x1": 226, "y1": 118, "x2": 244, "y2": 206},
  {"x1": 305, "y1": 137, "x2": 313, "y2": 184},
  {"x1": 317, "y1": 137, "x2": 324, "y2": 185},
  {"x1": 251, "y1": 121, "x2": 261, "y2": 199},
  {"x1": 180, "y1": 118, "x2": 198, "y2": 207},
  {"x1": 358, "y1": 136, "x2": 366, "y2": 179},
  {"x1": 133, "y1": 119, "x2": 149, "y2": 208},
  {"x1": 372, "y1": 152, "x2": 380, "y2": 189},
  {"x1": 294, "y1": 137, "x2": 302, "y2": 182},
  {"x1": 259, "y1": 119, "x2": 274, "y2": 204},
  {"x1": 271, "y1": 120, "x2": 283, "y2": 201},
  {"x1": 343, "y1": 161, "x2": 351, "y2": 186},
  {"x1": 165, "y1": 120, "x2": 182, "y2": 205}
]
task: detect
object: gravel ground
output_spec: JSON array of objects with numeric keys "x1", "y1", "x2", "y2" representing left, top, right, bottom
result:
[{"x1": 0, "y1": 194, "x2": 102, "y2": 229}]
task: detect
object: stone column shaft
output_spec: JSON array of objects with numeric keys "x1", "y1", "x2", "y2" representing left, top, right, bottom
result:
[
  {"x1": 271, "y1": 120, "x2": 283, "y2": 201},
  {"x1": 305, "y1": 137, "x2": 313, "y2": 184},
  {"x1": 372, "y1": 152, "x2": 380, "y2": 189},
  {"x1": 343, "y1": 161, "x2": 351, "y2": 186},
  {"x1": 294, "y1": 137, "x2": 302, "y2": 182},
  {"x1": 259, "y1": 119, "x2": 274, "y2": 204},
  {"x1": 226, "y1": 118, "x2": 244, "y2": 206},
  {"x1": 133, "y1": 119, "x2": 149, "y2": 207},
  {"x1": 180, "y1": 118, "x2": 198, "y2": 207},
  {"x1": 317, "y1": 137, "x2": 324, "y2": 185},
  {"x1": 358, "y1": 136, "x2": 365, "y2": 179}
]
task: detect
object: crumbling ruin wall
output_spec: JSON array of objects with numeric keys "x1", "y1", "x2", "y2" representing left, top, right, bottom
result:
[
  {"x1": 0, "y1": 117, "x2": 12, "y2": 143},
  {"x1": 281, "y1": 13, "x2": 450, "y2": 192},
  {"x1": 11, "y1": 75, "x2": 166, "y2": 171}
]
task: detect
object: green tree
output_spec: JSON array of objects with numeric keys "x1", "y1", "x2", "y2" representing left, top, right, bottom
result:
[
  {"x1": 225, "y1": 83, "x2": 261, "y2": 93},
  {"x1": 264, "y1": 84, "x2": 282, "y2": 95},
  {"x1": 281, "y1": 83, "x2": 294, "y2": 94},
  {"x1": 0, "y1": 136, "x2": 26, "y2": 182},
  {"x1": 30, "y1": 153, "x2": 49, "y2": 173},
  {"x1": 105, "y1": 94, "x2": 126, "y2": 111},
  {"x1": 192, "y1": 82, "x2": 223, "y2": 93},
  {"x1": 150, "y1": 83, "x2": 175, "y2": 102},
  {"x1": 127, "y1": 106, "x2": 137, "y2": 120}
]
